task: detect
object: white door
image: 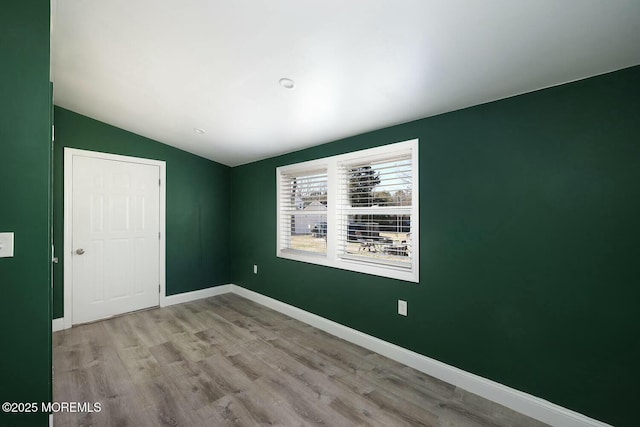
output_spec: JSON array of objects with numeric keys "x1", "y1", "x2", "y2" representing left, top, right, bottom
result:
[{"x1": 72, "y1": 155, "x2": 160, "y2": 324}]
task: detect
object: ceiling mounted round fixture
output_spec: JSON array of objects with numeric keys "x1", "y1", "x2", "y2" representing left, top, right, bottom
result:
[
  {"x1": 193, "y1": 128, "x2": 206, "y2": 134},
  {"x1": 279, "y1": 78, "x2": 295, "y2": 89}
]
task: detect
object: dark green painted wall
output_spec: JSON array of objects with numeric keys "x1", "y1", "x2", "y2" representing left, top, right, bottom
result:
[
  {"x1": 52, "y1": 107, "x2": 232, "y2": 318},
  {"x1": 0, "y1": 1, "x2": 52, "y2": 426},
  {"x1": 231, "y1": 66, "x2": 640, "y2": 426},
  {"x1": 2, "y1": 9, "x2": 635, "y2": 423}
]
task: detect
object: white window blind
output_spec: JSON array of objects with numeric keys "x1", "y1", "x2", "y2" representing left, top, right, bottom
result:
[
  {"x1": 337, "y1": 151, "x2": 413, "y2": 269},
  {"x1": 278, "y1": 167, "x2": 328, "y2": 256},
  {"x1": 276, "y1": 139, "x2": 418, "y2": 282}
]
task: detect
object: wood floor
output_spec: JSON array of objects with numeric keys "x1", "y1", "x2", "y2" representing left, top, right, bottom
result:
[{"x1": 53, "y1": 293, "x2": 548, "y2": 427}]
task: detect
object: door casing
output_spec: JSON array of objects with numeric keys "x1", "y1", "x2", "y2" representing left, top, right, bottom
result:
[{"x1": 63, "y1": 148, "x2": 166, "y2": 328}]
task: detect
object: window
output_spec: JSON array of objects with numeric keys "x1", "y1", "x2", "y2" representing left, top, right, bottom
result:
[
  {"x1": 277, "y1": 166, "x2": 328, "y2": 256},
  {"x1": 277, "y1": 139, "x2": 418, "y2": 282}
]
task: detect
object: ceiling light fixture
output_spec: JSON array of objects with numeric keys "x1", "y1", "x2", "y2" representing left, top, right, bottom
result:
[
  {"x1": 279, "y1": 78, "x2": 295, "y2": 89},
  {"x1": 193, "y1": 128, "x2": 206, "y2": 134}
]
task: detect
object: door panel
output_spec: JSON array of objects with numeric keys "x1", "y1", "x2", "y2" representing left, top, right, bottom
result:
[{"x1": 72, "y1": 156, "x2": 160, "y2": 324}]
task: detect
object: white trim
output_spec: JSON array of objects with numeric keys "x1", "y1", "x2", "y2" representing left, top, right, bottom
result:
[
  {"x1": 158, "y1": 163, "x2": 167, "y2": 307},
  {"x1": 229, "y1": 285, "x2": 611, "y2": 427},
  {"x1": 161, "y1": 285, "x2": 232, "y2": 307},
  {"x1": 52, "y1": 284, "x2": 233, "y2": 331},
  {"x1": 62, "y1": 148, "x2": 166, "y2": 329},
  {"x1": 52, "y1": 318, "x2": 65, "y2": 332},
  {"x1": 50, "y1": 281, "x2": 612, "y2": 426}
]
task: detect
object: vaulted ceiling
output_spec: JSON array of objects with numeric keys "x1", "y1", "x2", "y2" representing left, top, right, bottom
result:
[{"x1": 51, "y1": 1, "x2": 640, "y2": 166}]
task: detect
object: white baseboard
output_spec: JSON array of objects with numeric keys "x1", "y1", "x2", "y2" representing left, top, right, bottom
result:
[
  {"x1": 229, "y1": 284, "x2": 611, "y2": 427},
  {"x1": 161, "y1": 284, "x2": 232, "y2": 307},
  {"x1": 52, "y1": 318, "x2": 66, "y2": 332},
  {"x1": 50, "y1": 282, "x2": 611, "y2": 427},
  {"x1": 52, "y1": 284, "x2": 233, "y2": 331}
]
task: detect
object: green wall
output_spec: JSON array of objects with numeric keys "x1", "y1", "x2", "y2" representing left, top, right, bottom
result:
[
  {"x1": 52, "y1": 107, "x2": 232, "y2": 318},
  {"x1": 0, "y1": 1, "x2": 52, "y2": 426},
  {"x1": 231, "y1": 66, "x2": 640, "y2": 426},
  {"x1": 3, "y1": 10, "x2": 635, "y2": 423}
]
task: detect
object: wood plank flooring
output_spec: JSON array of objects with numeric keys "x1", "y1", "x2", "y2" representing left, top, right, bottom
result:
[{"x1": 53, "y1": 294, "x2": 548, "y2": 426}]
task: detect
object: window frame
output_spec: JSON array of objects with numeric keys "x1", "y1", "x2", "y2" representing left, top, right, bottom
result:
[{"x1": 276, "y1": 138, "x2": 419, "y2": 283}]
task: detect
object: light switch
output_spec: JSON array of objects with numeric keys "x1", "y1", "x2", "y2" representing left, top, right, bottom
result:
[{"x1": 0, "y1": 232, "x2": 15, "y2": 258}]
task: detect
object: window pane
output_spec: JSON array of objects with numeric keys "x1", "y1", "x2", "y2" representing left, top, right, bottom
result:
[
  {"x1": 280, "y1": 171, "x2": 327, "y2": 211},
  {"x1": 281, "y1": 214, "x2": 327, "y2": 254},
  {"x1": 347, "y1": 156, "x2": 411, "y2": 208},
  {"x1": 279, "y1": 168, "x2": 328, "y2": 256},
  {"x1": 339, "y1": 214, "x2": 412, "y2": 267}
]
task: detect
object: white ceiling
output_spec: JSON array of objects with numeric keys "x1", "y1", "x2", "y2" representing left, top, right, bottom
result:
[{"x1": 51, "y1": 1, "x2": 640, "y2": 167}]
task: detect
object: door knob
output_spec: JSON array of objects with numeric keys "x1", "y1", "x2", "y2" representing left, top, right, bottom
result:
[{"x1": 76, "y1": 249, "x2": 85, "y2": 255}]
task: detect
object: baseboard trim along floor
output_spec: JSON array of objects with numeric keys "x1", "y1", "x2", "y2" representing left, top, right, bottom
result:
[
  {"x1": 52, "y1": 318, "x2": 65, "y2": 332},
  {"x1": 52, "y1": 284, "x2": 233, "y2": 331},
  {"x1": 52, "y1": 283, "x2": 610, "y2": 427},
  {"x1": 228, "y1": 285, "x2": 610, "y2": 427},
  {"x1": 161, "y1": 284, "x2": 233, "y2": 307}
]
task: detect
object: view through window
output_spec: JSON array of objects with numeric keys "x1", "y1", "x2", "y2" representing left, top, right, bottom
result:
[{"x1": 277, "y1": 139, "x2": 418, "y2": 282}]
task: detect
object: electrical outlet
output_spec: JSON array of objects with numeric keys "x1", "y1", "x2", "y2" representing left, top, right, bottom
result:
[
  {"x1": 398, "y1": 300, "x2": 408, "y2": 316},
  {"x1": 253, "y1": 264, "x2": 258, "y2": 274}
]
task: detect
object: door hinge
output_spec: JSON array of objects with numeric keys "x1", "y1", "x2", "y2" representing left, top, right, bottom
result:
[
  {"x1": 159, "y1": 179, "x2": 161, "y2": 186},
  {"x1": 158, "y1": 231, "x2": 161, "y2": 239},
  {"x1": 159, "y1": 284, "x2": 161, "y2": 294}
]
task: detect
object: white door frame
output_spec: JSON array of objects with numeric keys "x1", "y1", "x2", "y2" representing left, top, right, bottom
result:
[{"x1": 63, "y1": 148, "x2": 167, "y2": 329}]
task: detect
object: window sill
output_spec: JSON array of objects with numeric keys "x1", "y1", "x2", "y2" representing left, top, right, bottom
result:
[{"x1": 277, "y1": 250, "x2": 418, "y2": 283}]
